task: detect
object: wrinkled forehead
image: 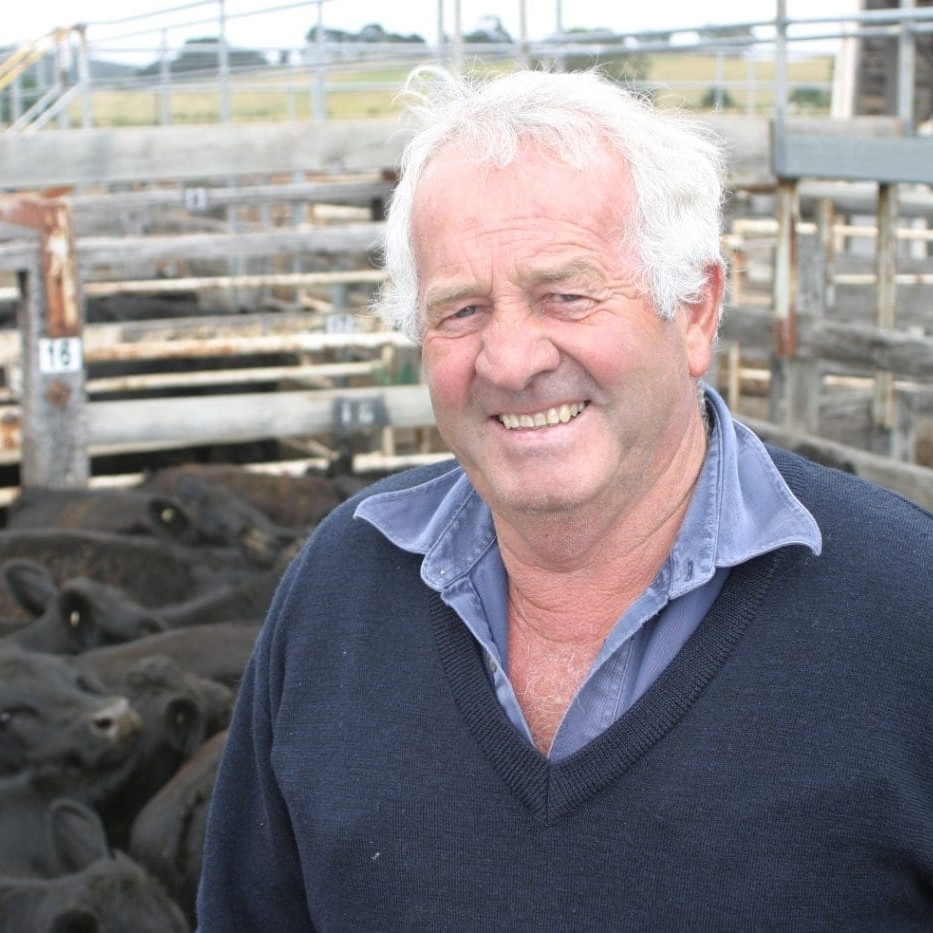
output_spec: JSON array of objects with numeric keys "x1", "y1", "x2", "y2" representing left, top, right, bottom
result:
[{"x1": 410, "y1": 137, "x2": 636, "y2": 239}]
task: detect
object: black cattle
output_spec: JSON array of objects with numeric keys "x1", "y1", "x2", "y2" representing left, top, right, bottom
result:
[
  {"x1": 8, "y1": 476, "x2": 296, "y2": 568},
  {"x1": 0, "y1": 529, "x2": 255, "y2": 621},
  {"x1": 139, "y1": 462, "x2": 344, "y2": 532},
  {"x1": 85, "y1": 291, "x2": 206, "y2": 323},
  {"x1": 0, "y1": 773, "x2": 85, "y2": 879},
  {"x1": 0, "y1": 648, "x2": 140, "y2": 804},
  {"x1": 1, "y1": 549, "x2": 279, "y2": 652},
  {"x1": 8, "y1": 486, "x2": 202, "y2": 540},
  {"x1": 130, "y1": 729, "x2": 227, "y2": 924},
  {"x1": 0, "y1": 559, "x2": 165, "y2": 654},
  {"x1": 81, "y1": 621, "x2": 263, "y2": 692},
  {"x1": 83, "y1": 654, "x2": 232, "y2": 846},
  {"x1": 155, "y1": 568, "x2": 279, "y2": 629},
  {"x1": 0, "y1": 791, "x2": 189, "y2": 932}
]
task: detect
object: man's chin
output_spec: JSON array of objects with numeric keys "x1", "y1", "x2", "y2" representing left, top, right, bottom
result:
[{"x1": 486, "y1": 483, "x2": 584, "y2": 518}]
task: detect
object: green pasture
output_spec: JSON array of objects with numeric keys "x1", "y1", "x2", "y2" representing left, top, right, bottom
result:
[{"x1": 65, "y1": 52, "x2": 834, "y2": 127}]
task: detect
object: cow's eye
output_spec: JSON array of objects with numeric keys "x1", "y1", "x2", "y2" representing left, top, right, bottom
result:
[
  {"x1": 0, "y1": 707, "x2": 29, "y2": 728},
  {"x1": 73, "y1": 674, "x2": 101, "y2": 695},
  {"x1": 167, "y1": 698, "x2": 197, "y2": 737}
]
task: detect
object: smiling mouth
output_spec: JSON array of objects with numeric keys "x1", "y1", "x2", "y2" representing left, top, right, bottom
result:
[{"x1": 498, "y1": 402, "x2": 587, "y2": 430}]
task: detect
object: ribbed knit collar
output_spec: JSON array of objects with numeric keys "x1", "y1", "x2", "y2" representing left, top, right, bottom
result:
[{"x1": 429, "y1": 546, "x2": 791, "y2": 823}]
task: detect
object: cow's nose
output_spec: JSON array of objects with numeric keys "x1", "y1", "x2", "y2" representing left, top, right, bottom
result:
[{"x1": 91, "y1": 696, "x2": 141, "y2": 743}]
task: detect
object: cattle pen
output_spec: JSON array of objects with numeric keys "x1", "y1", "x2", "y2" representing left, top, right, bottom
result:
[{"x1": 2, "y1": 113, "x2": 933, "y2": 509}]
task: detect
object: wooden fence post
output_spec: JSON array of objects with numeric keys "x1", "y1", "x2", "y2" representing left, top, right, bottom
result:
[
  {"x1": 872, "y1": 182, "x2": 898, "y2": 446},
  {"x1": 769, "y1": 178, "x2": 820, "y2": 435},
  {"x1": 3, "y1": 196, "x2": 89, "y2": 488}
]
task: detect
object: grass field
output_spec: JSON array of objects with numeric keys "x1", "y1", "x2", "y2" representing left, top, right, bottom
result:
[{"x1": 66, "y1": 51, "x2": 834, "y2": 128}]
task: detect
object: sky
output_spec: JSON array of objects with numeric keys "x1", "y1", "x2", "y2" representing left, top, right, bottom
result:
[{"x1": 3, "y1": 0, "x2": 861, "y2": 64}]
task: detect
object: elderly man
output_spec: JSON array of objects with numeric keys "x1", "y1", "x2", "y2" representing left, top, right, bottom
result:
[{"x1": 197, "y1": 68, "x2": 933, "y2": 930}]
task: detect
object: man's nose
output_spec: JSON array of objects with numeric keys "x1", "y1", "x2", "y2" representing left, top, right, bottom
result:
[{"x1": 474, "y1": 309, "x2": 560, "y2": 391}]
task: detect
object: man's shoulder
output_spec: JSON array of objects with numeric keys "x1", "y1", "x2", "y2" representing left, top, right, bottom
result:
[
  {"x1": 768, "y1": 443, "x2": 931, "y2": 518},
  {"x1": 270, "y1": 463, "x2": 459, "y2": 625},
  {"x1": 767, "y1": 443, "x2": 933, "y2": 570}
]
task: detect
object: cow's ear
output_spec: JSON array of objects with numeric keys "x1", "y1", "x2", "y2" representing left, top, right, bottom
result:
[
  {"x1": 47, "y1": 798, "x2": 111, "y2": 872},
  {"x1": 146, "y1": 496, "x2": 192, "y2": 537},
  {"x1": 49, "y1": 906, "x2": 101, "y2": 933},
  {"x1": 2, "y1": 558, "x2": 58, "y2": 616}
]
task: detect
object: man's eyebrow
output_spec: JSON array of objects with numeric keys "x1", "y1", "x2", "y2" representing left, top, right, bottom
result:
[
  {"x1": 525, "y1": 259, "x2": 602, "y2": 285},
  {"x1": 423, "y1": 284, "x2": 479, "y2": 313},
  {"x1": 422, "y1": 260, "x2": 603, "y2": 312}
]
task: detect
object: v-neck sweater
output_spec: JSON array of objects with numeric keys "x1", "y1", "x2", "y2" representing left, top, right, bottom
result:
[{"x1": 197, "y1": 447, "x2": 933, "y2": 932}]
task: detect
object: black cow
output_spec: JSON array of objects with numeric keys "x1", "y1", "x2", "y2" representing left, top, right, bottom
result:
[
  {"x1": 130, "y1": 729, "x2": 227, "y2": 924},
  {"x1": 139, "y1": 462, "x2": 344, "y2": 532},
  {"x1": 0, "y1": 790, "x2": 189, "y2": 932},
  {"x1": 83, "y1": 654, "x2": 232, "y2": 846},
  {"x1": 0, "y1": 559, "x2": 165, "y2": 654},
  {"x1": 0, "y1": 551, "x2": 278, "y2": 653},
  {"x1": 0, "y1": 648, "x2": 140, "y2": 804},
  {"x1": 81, "y1": 621, "x2": 262, "y2": 692},
  {"x1": 0, "y1": 529, "x2": 256, "y2": 621},
  {"x1": 8, "y1": 474, "x2": 296, "y2": 568},
  {"x1": 0, "y1": 773, "x2": 86, "y2": 879}
]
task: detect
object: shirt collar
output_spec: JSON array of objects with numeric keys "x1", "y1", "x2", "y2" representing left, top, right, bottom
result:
[{"x1": 355, "y1": 384, "x2": 822, "y2": 595}]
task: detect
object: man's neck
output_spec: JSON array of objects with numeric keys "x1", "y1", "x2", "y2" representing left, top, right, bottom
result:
[
  {"x1": 497, "y1": 427, "x2": 708, "y2": 755},
  {"x1": 495, "y1": 419, "x2": 708, "y2": 614}
]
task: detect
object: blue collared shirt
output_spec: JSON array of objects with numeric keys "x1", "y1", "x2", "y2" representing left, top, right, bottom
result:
[{"x1": 356, "y1": 385, "x2": 822, "y2": 760}]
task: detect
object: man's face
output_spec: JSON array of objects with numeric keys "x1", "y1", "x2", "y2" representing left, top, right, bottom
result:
[{"x1": 413, "y1": 141, "x2": 717, "y2": 527}]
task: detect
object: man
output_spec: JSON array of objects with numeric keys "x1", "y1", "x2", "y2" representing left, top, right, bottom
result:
[{"x1": 197, "y1": 68, "x2": 933, "y2": 930}]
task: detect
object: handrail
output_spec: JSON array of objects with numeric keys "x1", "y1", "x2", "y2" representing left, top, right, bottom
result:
[
  {"x1": 0, "y1": 29, "x2": 69, "y2": 93},
  {"x1": 15, "y1": 84, "x2": 80, "y2": 134},
  {"x1": 6, "y1": 85, "x2": 64, "y2": 133}
]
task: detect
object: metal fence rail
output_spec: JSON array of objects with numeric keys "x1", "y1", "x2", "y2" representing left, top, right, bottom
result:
[{"x1": 5, "y1": 3, "x2": 931, "y2": 131}]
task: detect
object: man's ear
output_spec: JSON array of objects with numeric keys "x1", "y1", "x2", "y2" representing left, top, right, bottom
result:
[{"x1": 683, "y1": 262, "x2": 725, "y2": 379}]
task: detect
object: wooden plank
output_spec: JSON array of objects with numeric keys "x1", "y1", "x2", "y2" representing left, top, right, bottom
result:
[
  {"x1": 774, "y1": 133, "x2": 933, "y2": 185},
  {"x1": 0, "y1": 120, "x2": 403, "y2": 189},
  {"x1": 82, "y1": 331, "x2": 411, "y2": 365},
  {"x1": 70, "y1": 178, "x2": 395, "y2": 214},
  {"x1": 86, "y1": 361, "x2": 382, "y2": 395},
  {"x1": 0, "y1": 223, "x2": 385, "y2": 272},
  {"x1": 720, "y1": 306, "x2": 933, "y2": 381},
  {"x1": 83, "y1": 269, "x2": 386, "y2": 297},
  {"x1": 0, "y1": 310, "x2": 391, "y2": 360},
  {"x1": 0, "y1": 117, "x2": 915, "y2": 203},
  {"x1": 797, "y1": 181, "x2": 933, "y2": 219},
  {"x1": 84, "y1": 383, "x2": 434, "y2": 452}
]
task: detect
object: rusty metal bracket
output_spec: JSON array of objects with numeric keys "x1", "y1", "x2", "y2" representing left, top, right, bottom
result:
[{"x1": 0, "y1": 192, "x2": 80, "y2": 338}]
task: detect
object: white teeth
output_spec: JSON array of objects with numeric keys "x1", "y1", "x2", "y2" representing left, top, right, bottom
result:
[{"x1": 498, "y1": 402, "x2": 586, "y2": 430}]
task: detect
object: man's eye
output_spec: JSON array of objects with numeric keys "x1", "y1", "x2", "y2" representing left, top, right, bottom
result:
[
  {"x1": 544, "y1": 291, "x2": 602, "y2": 317},
  {"x1": 452, "y1": 305, "x2": 477, "y2": 319}
]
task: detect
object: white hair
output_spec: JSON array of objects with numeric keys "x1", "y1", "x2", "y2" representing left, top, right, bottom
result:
[{"x1": 374, "y1": 66, "x2": 727, "y2": 344}]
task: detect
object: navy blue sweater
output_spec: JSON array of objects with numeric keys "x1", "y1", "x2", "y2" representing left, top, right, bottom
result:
[{"x1": 198, "y1": 448, "x2": 933, "y2": 931}]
